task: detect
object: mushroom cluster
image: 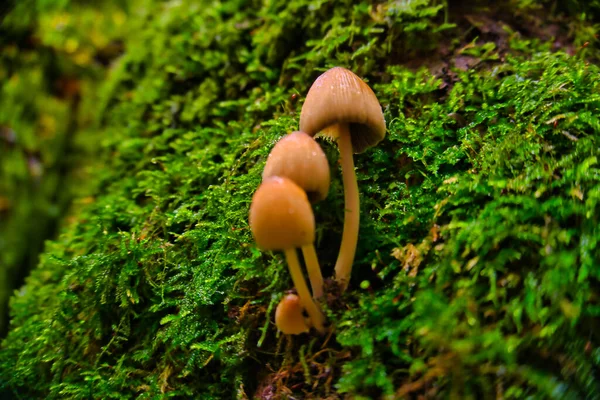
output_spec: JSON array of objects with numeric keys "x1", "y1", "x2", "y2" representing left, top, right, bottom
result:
[{"x1": 249, "y1": 67, "x2": 385, "y2": 335}]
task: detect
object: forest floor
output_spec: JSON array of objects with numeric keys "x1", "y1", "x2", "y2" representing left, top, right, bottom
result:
[{"x1": 1, "y1": 1, "x2": 599, "y2": 398}]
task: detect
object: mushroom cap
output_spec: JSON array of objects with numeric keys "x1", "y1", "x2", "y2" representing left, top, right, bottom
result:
[
  {"x1": 299, "y1": 67, "x2": 386, "y2": 154},
  {"x1": 263, "y1": 131, "x2": 330, "y2": 203},
  {"x1": 275, "y1": 294, "x2": 310, "y2": 335},
  {"x1": 249, "y1": 176, "x2": 315, "y2": 250}
]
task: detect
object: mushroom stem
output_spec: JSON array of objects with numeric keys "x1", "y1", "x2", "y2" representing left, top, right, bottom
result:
[
  {"x1": 301, "y1": 245, "x2": 324, "y2": 299},
  {"x1": 334, "y1": 123, "x2": 360, "y2": 291},
  {"x1": 284, "y1": 248, "x2": 326, "y2": 333}
]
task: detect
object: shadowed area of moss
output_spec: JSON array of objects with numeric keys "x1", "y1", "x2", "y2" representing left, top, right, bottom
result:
[{"x1": 1, "y1": 0, "x2": 599, "y2": 398}]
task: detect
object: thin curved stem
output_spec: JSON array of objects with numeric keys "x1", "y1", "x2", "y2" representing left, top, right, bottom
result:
[
  {"x1": 301, "y1": 245, "x2": 324, "y2": 299},
  {"x1": 284, "y1": 248, "x2": 325, "y2": 334},
  {"x1": 334, "y1": 123, "x2": 359, "y2": 291}
]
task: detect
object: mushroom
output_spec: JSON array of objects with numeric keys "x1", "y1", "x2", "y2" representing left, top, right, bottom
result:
[
  {"x1": 299, "y1": 67, "x2": 386, "y2": 291},
  {"x1": 263, "y1": 131, "x2": 329, "y2": 298},
  {"x1": 249, "y1": 176, "x2": 326, "y2": 333},
  {"x1": 275, "y1": 294, "x2": 310, "y2": 335}
]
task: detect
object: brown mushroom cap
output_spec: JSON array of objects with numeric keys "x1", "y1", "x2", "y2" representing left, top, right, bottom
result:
[
  {"x1": 299, "y1": 67, "x2": 386, "y2": 154},
  {"x1": 275, "y1": 294, "x2": 310, "y2": 335},
  {"x1": 249, "y1": 176, "x2": 315, "y2": 250},
  {"x1": 262, "y1": 131, "x2": 330, "y2": 203}
]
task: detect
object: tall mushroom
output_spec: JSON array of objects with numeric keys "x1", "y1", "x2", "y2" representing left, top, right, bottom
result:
[
  {"x1": 263, "y1": 131, "x2": 330, "y2": 298},
  {"x1": 299, "y1": 67, "x2": 386, "y2": 291},
  {"x1": 249, "y1": 176, "x2": 326, "y2": 333}
]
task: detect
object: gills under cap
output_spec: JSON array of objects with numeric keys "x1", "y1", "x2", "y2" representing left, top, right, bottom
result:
[{"x1": 299, "y1": 67, "x2": 386, "y2": 153}]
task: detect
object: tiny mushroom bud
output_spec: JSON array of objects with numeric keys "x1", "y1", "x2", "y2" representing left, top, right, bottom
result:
[
  {"x1": 263, "y1": 131, "x2": 329, "y2": 298},
  {"x1": 249, "y1": 177, "x2": 326, "y2": 333},
  {"x1": 299, "y1": 67, "x2": 386, "y2": 291},
  {"x1": 275, "y1": 294, "x2": 310, "y2": 335}
]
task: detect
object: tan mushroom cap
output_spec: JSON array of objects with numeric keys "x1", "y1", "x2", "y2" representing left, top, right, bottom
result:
[
  {"x1": 263, "y1": 131, "x2": 330, "y2": 203},
  {"x1": 299, "y1": 67, "x2": 386, "y2": 154},
  {"x1": 275, "y1": 294, "x2": 310, "y2": 335},
  {"x1": 249, "y1": 176, "x2": 315, "y2": 251}
]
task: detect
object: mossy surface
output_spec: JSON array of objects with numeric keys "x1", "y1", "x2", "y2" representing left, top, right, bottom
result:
[
  {"x1": 0, "y1": 0, "x2": 131, "y2": 336},
  {"x1": 1, "y1": 0, "x2": 600, "y2": 398}
]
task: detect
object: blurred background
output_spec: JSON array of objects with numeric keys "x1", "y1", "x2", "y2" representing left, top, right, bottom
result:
[{"x1": 0, "y1": 0, "x2": 133, "y2": 337}]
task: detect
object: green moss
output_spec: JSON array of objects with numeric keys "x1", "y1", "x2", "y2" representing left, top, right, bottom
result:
[
  {"x1": 329, "y1": 49, "x2": 600, "y2": 398},
  {"x1": 0, "y1": 0, "x2": 133, "y2": 336},
  {"x1": 1, "y1": 0, "x2": 600, "y2": 398}
]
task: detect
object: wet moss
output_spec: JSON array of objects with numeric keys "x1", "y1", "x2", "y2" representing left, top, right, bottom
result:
[{"x1": 1, "y1": 0, "x2": 599, "y2": 398}]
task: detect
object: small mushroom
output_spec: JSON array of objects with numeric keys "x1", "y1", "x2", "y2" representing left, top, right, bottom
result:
[
  {"x1": 263, "y1": 131, "x2": 330, "y2": 202},
  {"x1": 275, "y1": 294, "x2": 310, "y2": 335},
  {"x1": 299, "y1": 67, "x2": 386, "y2": 291},
  {"x1": 249, "y1": 176, "x2": 326, "y2": 333},
  {"x1": 263, "y1": 131, "x2": 329, "y2": 298}
]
